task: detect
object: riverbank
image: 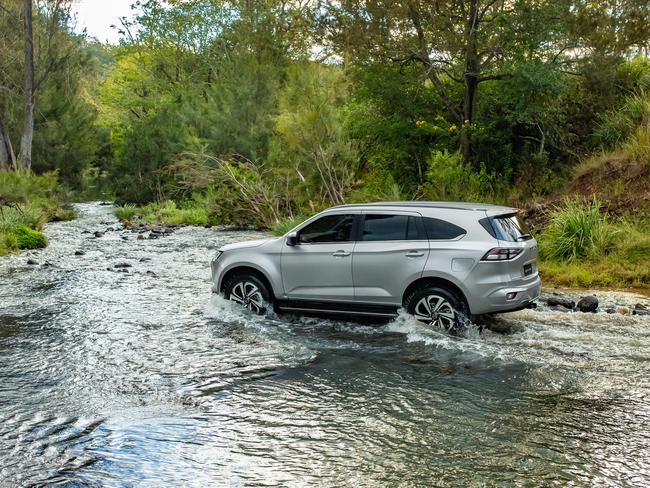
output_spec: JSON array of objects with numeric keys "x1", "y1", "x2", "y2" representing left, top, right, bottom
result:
[{"x1": 0, "y1": 171, "x2": 75, "y2": 256}]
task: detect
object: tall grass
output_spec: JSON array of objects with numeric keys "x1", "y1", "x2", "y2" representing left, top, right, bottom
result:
[
  {"x1": 270, "y1": 214, "x2": 309, "y2": 236},
  {"x1": 539, "y1": 197, "x2": 618, "y2": 262}
]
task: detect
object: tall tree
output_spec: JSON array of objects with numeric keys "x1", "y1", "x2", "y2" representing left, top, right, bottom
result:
[
  {"x1": 326, "y1": 0, "x2": 577, "y2": 163},
  {"x1": 18, "y1": 0, "x2": 35, "y2": 169}
]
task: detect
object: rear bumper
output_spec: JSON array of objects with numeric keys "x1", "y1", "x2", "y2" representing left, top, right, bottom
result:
[{"x1": 470, "y1": 275, "x2": 541, "y2": 315}]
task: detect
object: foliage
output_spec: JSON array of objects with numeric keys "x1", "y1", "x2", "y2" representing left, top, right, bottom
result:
[
  {"x1": 0, "y1": 170, "x2": 69, "y2": 255},
  {"x1": 419, "y1": 151, "x2": 507, "y2": 203},
  {"x1": 538, "y1": 198, "x2": 619, "y2": 262},
  {"x1": 12, "y1": 226, "x2": 48, "y2": 249}
]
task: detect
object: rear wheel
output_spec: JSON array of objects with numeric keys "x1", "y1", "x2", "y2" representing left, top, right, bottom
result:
[
  {"x1": 404, "y1": 286, "x2": 468, "y2": 333},
  {"x1": 223, "y1": 274, "x2": 271, "y2": 315}
]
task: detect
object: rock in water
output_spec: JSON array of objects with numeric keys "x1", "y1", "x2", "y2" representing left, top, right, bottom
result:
[
  {"x1": 633, "y1": 309, "x2": 650, "y2": 316},
  {"x1": 93, "y1": 231, "x2": 104, "y2": 238},
  {"x1": 74, "y1": 250, "x2": 85, "y2": 256},
  {"x1": 545, "y1": 296, "x2": 575, "y2": 310},
  {"x1": 617, "y1": 306, "x2": 630, "y2": 315},
  {"x1": 27, "y1": 258, "x2": 39, "y2": 265},
  {"x1": 576, "y1": 295, "x2": 598, "y2": 313},
  {"x1": 114, "y1": 262, "x2": 132, "y2": 268}
]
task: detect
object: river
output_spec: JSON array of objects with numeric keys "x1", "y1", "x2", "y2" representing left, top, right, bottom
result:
[{"x1": 1, "y1": 203, "x2": 649, "y2": 487}]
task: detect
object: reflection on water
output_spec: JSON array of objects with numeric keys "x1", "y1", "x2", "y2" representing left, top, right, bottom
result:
[{"x1": 0, "y1": 203, "x2": 649, "y2": 486}]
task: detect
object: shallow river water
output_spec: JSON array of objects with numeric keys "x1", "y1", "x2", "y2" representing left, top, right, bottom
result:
[{"x1": 1, "y1": 203, "x2": 649, "y2": 487}]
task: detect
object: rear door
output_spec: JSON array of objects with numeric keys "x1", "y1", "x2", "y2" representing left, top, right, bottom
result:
[{"x1": 352, "y1": 212, "x2": 429, "y2": 304}]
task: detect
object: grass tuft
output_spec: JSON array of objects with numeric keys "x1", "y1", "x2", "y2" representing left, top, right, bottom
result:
[{"x1": 539, "y1": 197, "x2": 618, "y2": 262}]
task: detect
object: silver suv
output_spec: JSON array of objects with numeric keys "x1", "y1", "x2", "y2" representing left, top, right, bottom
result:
[{"x1": 211, "y1": 202, "x2": 541, "y2": 330}]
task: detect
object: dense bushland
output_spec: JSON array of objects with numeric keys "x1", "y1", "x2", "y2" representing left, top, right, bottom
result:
[{"x1": 1, "y1": 1, "x2": 649, "y2": 284}]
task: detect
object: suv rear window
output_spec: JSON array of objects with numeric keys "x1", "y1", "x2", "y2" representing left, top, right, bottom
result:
[
  {"x1": 491, "y1": 214, "x2": 531, "y2": 242},
  {"x1": 361, "y1": 215, "x2": 422, "y2": 241},
  {"x1": 423, "y1": 217, "x2": 466, "y2": 240}
]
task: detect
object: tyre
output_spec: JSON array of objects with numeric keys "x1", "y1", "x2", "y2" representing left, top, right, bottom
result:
[
  {"x1": 223, "y1": 273, "x2": 271, "y2": 315},
  {"x1": 403, "y1": 286, "x2": 469, "y2": 333}
]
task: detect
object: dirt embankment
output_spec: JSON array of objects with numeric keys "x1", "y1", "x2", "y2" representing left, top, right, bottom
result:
[{"x1": 521, "y1": 153, "x2": 650, "y2": 230}]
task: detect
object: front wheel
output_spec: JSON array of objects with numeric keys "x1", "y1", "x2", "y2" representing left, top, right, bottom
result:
[
  {"x1": 403, "y1": 286, "x2": 468, "y2": 333},
  {"x1": 223, "y1": 274, "x2": 271, "y2": 315}
]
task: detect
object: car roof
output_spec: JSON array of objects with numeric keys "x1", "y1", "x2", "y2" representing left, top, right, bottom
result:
[{"x1": 330, "y1": 201, "x2": 516, "y2": 214}]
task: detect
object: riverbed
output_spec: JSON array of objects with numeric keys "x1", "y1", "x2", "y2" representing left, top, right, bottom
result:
[{"x1": 1, "y1": 203, "x2": 649, "y2": 487}]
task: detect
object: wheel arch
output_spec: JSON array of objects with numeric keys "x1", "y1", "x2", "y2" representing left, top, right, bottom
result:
[
  {"x1": 402, "y1": 276, "x2": 470, "y2": 312},
  {"x1": 220, "y1": 265, "x2": 275, "y2": 299}
]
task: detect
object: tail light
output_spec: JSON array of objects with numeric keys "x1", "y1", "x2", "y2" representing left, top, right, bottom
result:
[{"x1": 481, "y1": 248, "x2": 523, "y2": 261}]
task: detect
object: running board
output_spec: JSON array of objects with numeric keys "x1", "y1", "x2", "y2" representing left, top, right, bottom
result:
[{"x1": 276, "y1": 300, "x2": 399, "y2": 318}]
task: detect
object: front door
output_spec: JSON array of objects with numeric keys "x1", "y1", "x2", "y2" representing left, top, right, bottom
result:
[{"x1": 281, "y1": 213, "x2": 358, "y2": 302}]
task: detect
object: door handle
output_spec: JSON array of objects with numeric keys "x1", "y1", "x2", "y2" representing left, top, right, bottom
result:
[
  {"x1": 332, "y1": 250, "x2": 351, "y2": 257},
  {"x1": 405, "y1": 251, "x2": 424, "y2": 258}
]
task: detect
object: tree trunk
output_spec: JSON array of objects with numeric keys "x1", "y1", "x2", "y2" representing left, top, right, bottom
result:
[
  {"x1": 0, "y1": 115, "x2": 16, "y2": 169},
  {"x1": 460, "y1": 0, "x2": 480, "y2": 166},
  {"x1": 18, "y1": 0, "x2": 35, "y2": 171}
]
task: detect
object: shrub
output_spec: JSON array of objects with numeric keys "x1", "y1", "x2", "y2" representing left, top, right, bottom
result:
[
  {"x1": 420, "y1": 150, "x2": 507, "y2": 203},
  {"x1": 12, "y1": 225, "x2": 48, "y2": 249},
  {"x1": 539, "y1": 197, "x2": 618, "y2": 262},
  {"x1": 114, "y1": 204, "x2": 138, "y2": 221}
]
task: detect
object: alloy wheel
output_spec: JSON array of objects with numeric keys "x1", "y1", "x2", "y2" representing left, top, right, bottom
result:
[
  {"x1": 229, "y1": 281, "x2": 265, "y2": 313},
  {"x1": 413, "y1": 294, "x2": 456, "y2": 331}
]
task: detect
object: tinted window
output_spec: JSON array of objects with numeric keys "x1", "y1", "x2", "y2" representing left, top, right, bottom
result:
[
  {"x1": 299, "y1": 214, "x2": 355, "y2": 243},
  {"x1": 362, "y1": 215, "x2": 422, "y2": 241},
  {"x1": 492, "y1": 214, "x2": 531, "y2": 241},
  {"x1": 423, "y1": 217, "x2": 466, "y2": 240}
]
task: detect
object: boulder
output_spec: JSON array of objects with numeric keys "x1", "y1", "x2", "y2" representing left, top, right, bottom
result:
[
  {"x1": 93, "y1": 231, "x2": 105, "y2": 238},
  {"x1": 576, "y1": 295, "x2": 598, "y2": 313},
  {"x1": 634, "y1": 303, "x2": 647, "y2": 310},
  {"x1": 616, "y1": 306, "x2": 630, "y2": 316},
  {"x1": 545, "y1": 296, "x2": 575, "y2": 310},
  {"x1": 27, "y1": 258, "x2": 39, "y2": 265},
  {"x1": 633, "y1": 309, "x2": 650, "y2": 316},
  {"x1": 74, "y1": 250, "x2": 85, "y2": 256}
]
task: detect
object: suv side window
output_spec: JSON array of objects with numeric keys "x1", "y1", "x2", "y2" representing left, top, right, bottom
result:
[
  {"x1": 361, "y1": 214, "x2": 423, "y2": 241},
  {"x1": 423, "y1": 217, "x2": 466, "y2": 240},
  {"x1": 299, "y1": 214, "x2": 356, "y2": 243}
]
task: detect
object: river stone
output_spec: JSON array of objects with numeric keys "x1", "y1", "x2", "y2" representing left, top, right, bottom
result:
[
  {"x1": 137, "y1": 234, "x2": 145, "y2": 240},
  {"x1": 605, "y1": 308, "x2": 616, "y2": 314},
  {"x1": 635, "y1": 303, "x2": 647, "y2": 310},
  {"x1": 576, "y1": 296, "x2": 598, "y2": 313},
  {"x1": 114, "y1": 262, "x2": 132, "y2": 268},
  {"x1": 549, "y1": 305, "x2": 571, "y2": 312},
  {"x1": 545, "y1": 296, "x2": 575, "y2": 310},
  {"x1": 27, "y1": 258, "x2": 39, "y2": 265},
  {"x1": 616, "y1": 306, "x2": 630, "y2": 315},
  {"x1": 93, "y1": 231, "x2": 105, "y2": 238},
  {"x1": 74, "y1": 250, "x2": 85, "y2": 256},
  {"x1": 633, "y1": 309, "x2": 650, "y2": 316},
  {"x1": 139, "y1": 257, "x2": 152, "y2": 262}
]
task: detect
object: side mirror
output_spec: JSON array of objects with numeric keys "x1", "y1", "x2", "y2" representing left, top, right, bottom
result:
[{"x1": 286, "y1": 232, "x2": 298, "y2": 246}]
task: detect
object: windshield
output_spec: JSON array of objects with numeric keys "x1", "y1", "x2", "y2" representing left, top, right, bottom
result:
[{"x1": 492, "y1": 213, "x2": 531, "y2": 241}]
